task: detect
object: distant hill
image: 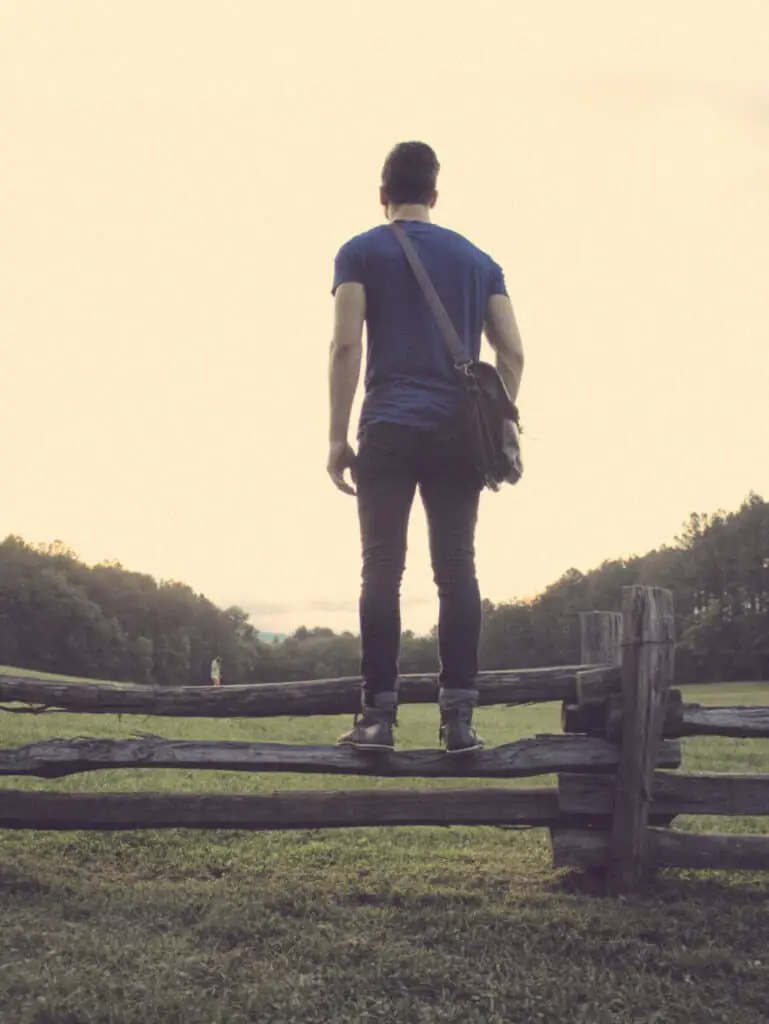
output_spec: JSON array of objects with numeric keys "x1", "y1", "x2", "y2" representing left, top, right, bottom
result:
[{"x1": 4, "y1": 490, "x2": 767, "y2": 686}]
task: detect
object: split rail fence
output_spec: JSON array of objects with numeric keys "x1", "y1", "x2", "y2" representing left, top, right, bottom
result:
[{"x1": 1, "y1": 584, "x2": 768, "y2": 892}]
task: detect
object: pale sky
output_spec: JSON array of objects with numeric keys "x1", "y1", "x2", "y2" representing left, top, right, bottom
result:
[{"x1": 2, "y1": 1, "x2": 768, "y2": 636}]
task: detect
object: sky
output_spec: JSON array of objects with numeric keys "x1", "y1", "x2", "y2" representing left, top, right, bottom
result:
[{"x1": 1, "y1": 1, "x2": 768, "y2": 636}]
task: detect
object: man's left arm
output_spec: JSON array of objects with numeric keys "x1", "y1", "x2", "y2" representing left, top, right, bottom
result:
[{"x1": 327, "y1": 281, "x2": 365, "y2": 495}]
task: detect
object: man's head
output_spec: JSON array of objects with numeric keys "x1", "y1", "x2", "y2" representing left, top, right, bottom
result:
[{"x1": 380, "y1": 141, "x2": 440, "y2": 214}]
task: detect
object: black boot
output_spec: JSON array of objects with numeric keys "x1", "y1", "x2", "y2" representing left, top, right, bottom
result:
[
  {"x1": 438, "y1": 687, "x2": 485, "y2": 754},
  {"x1": 337, "y1": 690, "x2": 397, "y2": 752}
]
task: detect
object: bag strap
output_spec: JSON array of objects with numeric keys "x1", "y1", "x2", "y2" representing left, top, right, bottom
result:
[{"x1": 389, "y1": 221, "x2": 471, "y2": 369}]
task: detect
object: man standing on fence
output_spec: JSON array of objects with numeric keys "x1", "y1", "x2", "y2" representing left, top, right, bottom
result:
[{"x1": 327, "y1": 141, "x2": 525, "y2": 754}]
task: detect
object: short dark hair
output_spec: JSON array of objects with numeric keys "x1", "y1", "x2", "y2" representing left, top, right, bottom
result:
[{"x1": 381, "y1": 141, "x2": 440, "y2": 205}]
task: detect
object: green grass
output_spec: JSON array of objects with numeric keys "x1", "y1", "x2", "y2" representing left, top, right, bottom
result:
[{"x1": 0, "y1": 674, "x2": 768, "y2": 1022}]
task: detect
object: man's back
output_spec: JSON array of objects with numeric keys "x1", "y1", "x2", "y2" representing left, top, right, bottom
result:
[
  {"x1": 332, "y1": 221, "x2": 507, "y2": 435},
  {"x1": 328, "y1": 140, "x2": 524, "y2": 755}
]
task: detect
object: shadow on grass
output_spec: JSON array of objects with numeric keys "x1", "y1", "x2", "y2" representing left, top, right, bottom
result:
[
  {"x1": 551, "y1": 865, "x2": 769, "y2": 904},
  {"x1": 0, "y1": 867, "x2": 51, "y2": 896}
]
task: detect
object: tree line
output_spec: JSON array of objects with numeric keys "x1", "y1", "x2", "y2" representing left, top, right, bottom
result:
[{"x1": 1, "y1": 492, "x2": 768, "y2": 685}]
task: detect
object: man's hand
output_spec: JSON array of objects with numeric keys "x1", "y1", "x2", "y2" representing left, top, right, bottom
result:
[{"x1": 327, "y1": 440, "x2": 357, "y2": 496}]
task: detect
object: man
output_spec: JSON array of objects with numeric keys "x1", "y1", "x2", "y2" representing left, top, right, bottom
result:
[
  {"x1": 210, "y1": 656, "x2": 222, "y2": 688},
  {"x1": 327, "y1": 141, "x2": 524, "y2": 754}
]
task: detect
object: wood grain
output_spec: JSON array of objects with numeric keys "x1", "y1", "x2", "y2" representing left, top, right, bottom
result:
[
  {"x1": 0, "y1": 665, "x2": 618, "y2": 719},
  {"x1": 0, "y1": 786, "x2": 563, "y2": 830},
  {"x1": 0, "y1": 734, "x2": 683, "y2": 780},
  {"x1": 553, "y1": 826, "x2": 769, "y2": 872},
  {"x1": 608, "y1": 586, "x2": 676, "y2": 891},
  {"x1": 560, "y1": 770, "x2": 769, "y2": 817}
]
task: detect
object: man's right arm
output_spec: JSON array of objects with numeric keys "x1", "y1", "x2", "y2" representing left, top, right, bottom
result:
[{"x1": 484, "y1": 294, "x2": 525, "y2": 405}]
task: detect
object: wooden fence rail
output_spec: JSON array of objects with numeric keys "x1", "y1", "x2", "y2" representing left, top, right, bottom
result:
[
  {"x1": 1, "y1": 585, "x2": 768, "y2": 892},
  {"x1": 675, "y1": 705, "x2": 769, "y2": 738},
  {"x1": 0, "y1": 787, "x2": 566, "y2": 831},
  {"x1": 559, "y1": 771, "x2": 769, "y2": 817},
  {"x1": 0, "y1": 664, "x2": 619, "y2": 718},
  {"x1": 554, "y1": 591, "x2": 769, "y2": 890},
  {"x1": 563, "y1": 695, "x2": 769, "y2": 739},
  {"x1": 552, "y1": 827, "x2": 769, "y2": 872},
  {"x1": 0, "y1": 734, "x2": 683, "y2": 780}
]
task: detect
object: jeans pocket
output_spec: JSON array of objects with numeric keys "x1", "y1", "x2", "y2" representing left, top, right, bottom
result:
[
  {"x1": 359, "y1": 423, "x2": 408, "y2": 457},
  {"x1": 356, "y1": 424, "x2": 416, "y2": 488}
]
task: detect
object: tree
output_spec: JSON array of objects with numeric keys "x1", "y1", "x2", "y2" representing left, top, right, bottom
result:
[{"x1": 2, "y1": 492, "x2": 768, "y2": 685}]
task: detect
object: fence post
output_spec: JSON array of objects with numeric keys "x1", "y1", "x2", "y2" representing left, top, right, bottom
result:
[
  {"x1": 607, "y1": 586, "x2": 676, "y2": 892},
  {"x1": 579, "y1": 611, "x2": 623, "y2": 667}
]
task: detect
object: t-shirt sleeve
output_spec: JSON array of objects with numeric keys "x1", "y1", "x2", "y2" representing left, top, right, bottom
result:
[
  {"x1": 488, "y1": 259, "x2": 509, "y2": 297},
  {"x1": 331, "y1": 238, "x2": 364, "y2": 295}
]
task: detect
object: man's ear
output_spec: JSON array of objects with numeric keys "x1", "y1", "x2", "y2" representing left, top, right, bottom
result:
[
  {"x1": 379, "y1": 186, "x2": 389, "y2": 214},
  {"x1": 429, "y1": 190, "x2": 438, "y2": 209}
]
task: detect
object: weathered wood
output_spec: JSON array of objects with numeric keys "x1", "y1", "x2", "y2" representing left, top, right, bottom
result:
[
  {"x1": 552, "y1": 826, "x2": 769, "y2": 872},
  {"x1": 565, "y1": 699, "x2": 769, "y2": 741},
  {"x1": 576, "y1": 614, "x2": 623, "y2": 707},
  {"x1": 608, "y1": 586, "x2": 676, "y2": 891},
  {"x1": 560, "y1": 771, "x2": 769, "y2": 817},
  {"x1": 0, "y1": 665, "x2": 617, "y2": 719},
  {"x1": 0, "y1": 734, "x2": 682, "y2": 780},
  {"x1": 579, "y1": 611, "x2": 623, "y2": 667},
  {"x1": 574, "y1": 666, "x2": 622, "y2": 704},
  {"x1": 562, "y1": 689, "x2": 684, "y2": 739},
  {"x1": 676, "y1": 705, "x2": 769, "y2": 739},
  {"x1": 561, "y1": 698, "x2": 608, "y2": 735},
  {"x1": 0, "y1": 786, "x2": 565, "y2": 831}
]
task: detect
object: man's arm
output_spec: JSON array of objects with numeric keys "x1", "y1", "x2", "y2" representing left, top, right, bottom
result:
[
  {"x1": 484, "y1": 294, "x2": 525, "y2": 405},
  {"x1": 327, "y1": 281, "x2": 365, "y2": 493},
  {"x1": 329, "y1": 282, "x2": 365, "y2": 443}
]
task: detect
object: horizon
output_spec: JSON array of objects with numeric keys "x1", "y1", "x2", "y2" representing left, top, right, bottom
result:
[
  {"x1": 6, "y1": 486, "x2": 763, "y2": 637},
  {"x1": 2, "y1": 1, "x2": 768, "y2": 637}
]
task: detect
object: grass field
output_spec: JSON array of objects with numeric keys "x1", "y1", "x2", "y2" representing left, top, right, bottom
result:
[{"x1": 0, "y1": 673, "x2": 768, "y2": 1023}]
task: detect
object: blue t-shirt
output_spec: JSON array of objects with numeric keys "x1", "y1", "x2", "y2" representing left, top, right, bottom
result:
[{"x1": 331, "y1": 221, "x2": 508, "y2": 436}]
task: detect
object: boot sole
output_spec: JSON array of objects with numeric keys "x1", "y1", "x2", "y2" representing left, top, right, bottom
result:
[
  {"x1": 337, "y1": 740, "x2": 395, "y2": 753},
  {"x1": 443, "y1": 742, "x2": 485, "y2": 755}
]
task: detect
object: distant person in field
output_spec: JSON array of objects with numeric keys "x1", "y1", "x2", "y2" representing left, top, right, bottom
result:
[
  {"x1": 327, "y1": 141, "x2": 525, "y2": 753},
  {"x1": 210, "y1": 656, "x2": 222, "y2": 688}
]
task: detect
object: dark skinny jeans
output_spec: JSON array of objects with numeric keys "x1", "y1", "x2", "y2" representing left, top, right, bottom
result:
[{"x1": 354, "y1": 419, "x2": 483, "y2": 702}]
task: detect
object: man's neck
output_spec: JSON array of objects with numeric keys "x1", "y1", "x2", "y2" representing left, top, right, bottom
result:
[{"x1": 387, "y1": 203, "x2": 432, "y2": 223}]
